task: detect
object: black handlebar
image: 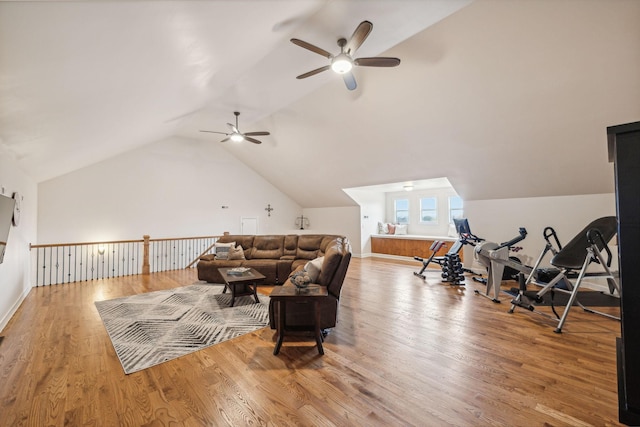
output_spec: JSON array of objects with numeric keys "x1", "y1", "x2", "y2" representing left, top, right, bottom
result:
[
  {"x1": 543, "y1": 226, "x2": 563, "y2": 252},
  {"x1": 497, "y1": 227, "x2": 527, "y2": 250},
  {"x1": 587, "y1": 228, "x2": 613, "y2": 267}
]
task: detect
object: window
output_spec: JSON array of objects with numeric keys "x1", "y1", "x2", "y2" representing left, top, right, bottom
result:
[
  {"x1": 449, "y1": 196, "x2": 464, "y2": 223},
  {"x1": 419, "y1": 197, "x2": 438, "y2": 224},
  {"x1": 394, "y1": 199, "x2": 409, "y2": 224}
]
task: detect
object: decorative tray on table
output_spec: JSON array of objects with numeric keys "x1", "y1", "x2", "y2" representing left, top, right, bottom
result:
[{"x1": 227, "y1": 267, "x2": 251, "y2": 276}]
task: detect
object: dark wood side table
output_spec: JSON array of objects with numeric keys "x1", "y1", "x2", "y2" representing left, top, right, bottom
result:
[
  {"x1": 218, "y1": 267, "x2": 265, "y2": 307},
  {"x1": 269, "y1": 285, "x2": 328, "y2": 355}
]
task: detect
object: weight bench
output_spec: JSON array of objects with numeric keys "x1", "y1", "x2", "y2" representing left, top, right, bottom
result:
[
  {"x1": 509, "y1": 216, "x2": 620, "y2": 333},
  {"x1": 413, "y1": 240, "x2": 458, "y2": 279},
  {"x1": 413, "y1": 218, "x2": 483, "y2": 280}
]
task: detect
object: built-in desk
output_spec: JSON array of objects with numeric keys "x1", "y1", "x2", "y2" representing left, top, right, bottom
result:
[{"x1": 371, "y1": 234, "x2": 462, "y2": 260}]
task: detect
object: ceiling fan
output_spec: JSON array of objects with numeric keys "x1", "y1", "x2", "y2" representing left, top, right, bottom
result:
[
  {"x1": 291, "y1": 20, "x2": 401, "y2": 91},
  {"x1": 199, "y1": 111, "x2": 270, "y2": 144}
]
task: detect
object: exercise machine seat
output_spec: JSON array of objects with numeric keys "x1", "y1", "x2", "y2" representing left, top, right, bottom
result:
[{"x1": 550, "y1": 216, "x2": 617, "y2": 270}]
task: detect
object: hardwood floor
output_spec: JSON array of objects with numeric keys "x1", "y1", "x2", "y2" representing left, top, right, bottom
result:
[{"x1": 0, "y1": 257, "x2": 624, "y2": 426}]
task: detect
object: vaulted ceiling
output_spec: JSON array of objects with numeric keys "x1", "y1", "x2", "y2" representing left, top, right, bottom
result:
[{"x1": 1, "y1": 0, "x2": 639, "y2": 208}]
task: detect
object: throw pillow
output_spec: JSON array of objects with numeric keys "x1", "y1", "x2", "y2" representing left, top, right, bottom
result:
[
  {"x1": 387, "y1": 223, "x2": 396, "y2": 234},
  {"x1": 304, "y1": 256, "x2": 324, "y2": 283},
  {"x1": 228, "y1": 245, "x2": 246, "y2": 260},
  {"x1": 214, "y1": 241, "x2": 236, "y2": 260},
  {"x1": 377, "y1": 222, "x2": 389, "y2": 234},
  {"x1": 394, "y1": 224, "x2": 408, "y2": 235}
]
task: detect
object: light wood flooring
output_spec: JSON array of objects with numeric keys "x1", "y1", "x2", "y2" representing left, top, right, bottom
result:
[{"x1": 0, "y1": 257, "x2": 624, "y2": 426}]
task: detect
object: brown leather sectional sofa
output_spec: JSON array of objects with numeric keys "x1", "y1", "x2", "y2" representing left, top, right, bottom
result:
[
  {"x1": 197, "y1": 234, "x2": 342, "y2": 284},
  {"x1": 196, "y1": 234, "x2": 352, "y2": 330}
]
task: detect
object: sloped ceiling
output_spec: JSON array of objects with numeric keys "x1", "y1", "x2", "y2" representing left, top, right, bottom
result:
[{"x1": 1, "y1": 0, "x2": 639, "y2": 208}]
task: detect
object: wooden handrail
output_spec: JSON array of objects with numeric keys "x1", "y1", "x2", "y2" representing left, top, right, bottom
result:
[
  {"x1": 31, "y1": 239, "x2": 143, "y2": 249},
  {"x1": 185, "y1": 241, "x2": 217, "y2": 269},
  {"x1": 148, "y1": 235, "x2": 220, "y2": 242},
  {"x1": 30, "y1": 235, "x2": 221, "y2": 249}
]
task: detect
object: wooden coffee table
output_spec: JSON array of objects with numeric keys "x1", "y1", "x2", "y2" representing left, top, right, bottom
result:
[
  {"x1": 218, "y1": 267, "x2": 265, "y2": 307},
  {"x1": 269, "y1": 285, "x2": 329, "y2": 355}
]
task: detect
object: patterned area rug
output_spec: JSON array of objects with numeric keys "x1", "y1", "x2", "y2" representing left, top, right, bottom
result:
[{"x1": 95, "y1": 283, "x2": 269, "y2": 374}]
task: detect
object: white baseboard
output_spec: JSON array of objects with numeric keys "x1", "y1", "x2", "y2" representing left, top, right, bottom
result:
[{"x1": 0, "y1": 286, "x2": 31, "y2": 333}]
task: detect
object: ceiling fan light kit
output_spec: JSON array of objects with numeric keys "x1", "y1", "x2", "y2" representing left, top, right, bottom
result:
[
  {"x1": 199, "y1": 111, "x2": 270, "y2": 145},
  {"x1": 199, "y1": 21, "x2": 399, "y2": 145},
  {"x1": 291, "y1": 20, "x2": 401, "y2": 91},
  {"x1": 331, "y1": 53, "x2": 353, "y2": 74}
]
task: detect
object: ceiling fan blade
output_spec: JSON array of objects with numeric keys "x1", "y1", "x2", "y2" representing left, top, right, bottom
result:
[
  {"x1": 199, "y1": 130, "x2": 228, "y2": 135},
  {"x1": 226, "y1": 123, "x2": 239, "y2": 133},
  {"x1": 244, "y1": 136, "x2": 262, "y2": 145},
  {"x1": 354, "y1": 57, "x2": 401, "y2": 67},
  {"x1": 343, "y1": 71, "x2": 357, "y2": 91},
  {"x1": 291, "y1": 38, "x2": 332, "y2": 59},
  {"x1": 220, "y1": 137, "x2": 230, "y2": 143},
  {"x1": 345, "y1": 20, "x2": 373, "y2": 56},
  {"x1": 244, "y1": 131, "x2": 270, "y2": 136},
  {"x1": 296, "y1": 65, "x2": 331, "y2": 79}
]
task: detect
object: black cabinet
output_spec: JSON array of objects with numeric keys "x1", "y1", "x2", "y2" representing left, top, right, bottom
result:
[{"x1": 608, "y1": 121, "x2": 640, "y2": 425}]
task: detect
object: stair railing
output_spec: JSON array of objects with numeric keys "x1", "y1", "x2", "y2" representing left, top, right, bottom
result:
[{"x1": 30, "y1": 235, "x2": 219, "y2": 286}]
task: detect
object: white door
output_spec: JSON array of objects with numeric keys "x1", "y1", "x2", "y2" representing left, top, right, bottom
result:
[{"x1": 241, "y1": 217, "x2": 258, "y2": 235}]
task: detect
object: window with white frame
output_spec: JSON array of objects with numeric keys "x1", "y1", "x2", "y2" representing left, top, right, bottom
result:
[
  {"x1": 394, "y1": 199, "x2": 409, "y2": 224},
  {"x1": 449, "y1": 196, "x2": 464, "y2": 223},
  {"x1": 419, "y1": 197, "x2": 438, "y2": 224}
]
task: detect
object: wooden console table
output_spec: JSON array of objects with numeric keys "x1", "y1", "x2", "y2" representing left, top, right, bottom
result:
[{"x1": 270, "y1": 285, "x2": 328, "y2": 355}]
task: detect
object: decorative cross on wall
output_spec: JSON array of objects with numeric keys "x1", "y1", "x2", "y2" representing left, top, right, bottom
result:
[{"x1": 265, "y1": 204, "x2": 274, "y2": 217}]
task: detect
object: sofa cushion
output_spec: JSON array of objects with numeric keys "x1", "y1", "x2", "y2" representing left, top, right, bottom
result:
[
  {"x1": 394, "y1": 224, "x2": 408, "y2": 235},
  {"x1": 214, "y1": 242, "x2": 235, "y2": 260},
  {"x1": 296, "y1": 248, "x2": 318, "y2": 260},
  {"x1": 304, "y1": 256, "x2": 324, "y2": 283},
  {"x1": 228, "y1": 245, "x2": 246, "y2": 260},
  {"x1": 291, "y1": 259, "x2": 308, "y2": 271},
  {"x1": 218, "y1": 235, "x2": 255, "y2": 258},
  {"x1": 242, "y1": 259, "x2": 278, "y2": 284},
  {"x1": 296, "y1": 235, "x2": 324, "y2": 259},
  {"x1": 250, "y1": 235, "x2": 285, "y2": 259},
  {"x1": 318, "y1": 245, "x2": 341, "y2": 286},
  {"x1": 283, "y1": 235, "x2": 298, "y2": 257},
  {"x1": 320, "y1": 235, "x2": 341, "y2": 254}
]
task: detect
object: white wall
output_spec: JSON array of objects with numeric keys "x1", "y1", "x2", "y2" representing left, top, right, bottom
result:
[
  {"x1": 464, "y1": 193, "x2": 616, "y2": 273},
  {"x1": 343, "y1": 188, "x2": 386, "y2": 257},
  {"x1": 0, "y1": 148, "x2": 37, "y2": 331},
  {"x1": 37, "y1": 137, "x2": 301, "y2": 243},
  {"x1": 301, "y1": 206, "x2": 361, "y2": 257}
]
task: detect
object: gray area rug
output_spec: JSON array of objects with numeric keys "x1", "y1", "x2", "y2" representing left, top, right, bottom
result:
[{"x1": 95, "y1": 283, "x2": 269, "y2": 374}]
